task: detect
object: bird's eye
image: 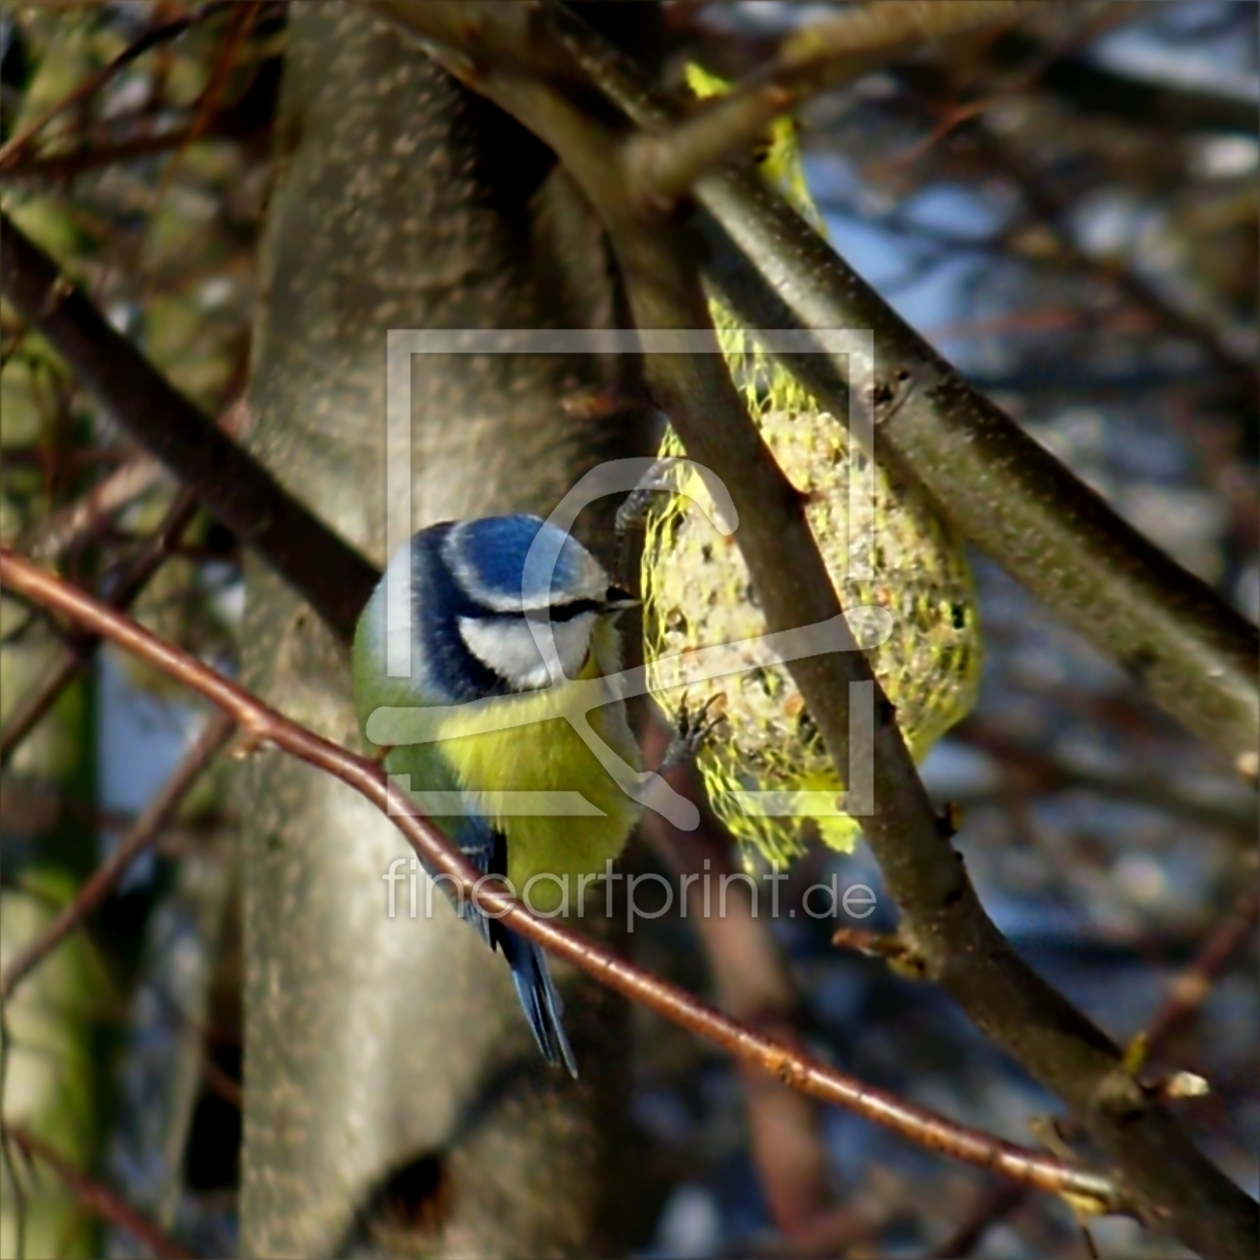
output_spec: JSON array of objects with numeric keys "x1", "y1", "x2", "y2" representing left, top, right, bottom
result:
[{"x1": 603, "y1": 586, "x2": 639, "y2": 611}]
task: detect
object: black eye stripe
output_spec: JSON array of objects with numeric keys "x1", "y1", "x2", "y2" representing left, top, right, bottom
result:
[
  {"x1": 463, "y1": 601, "x2": 601, "y2": 629},
  {"x1": 549, "y1": 599, "x2": 602, "y2": 622}
]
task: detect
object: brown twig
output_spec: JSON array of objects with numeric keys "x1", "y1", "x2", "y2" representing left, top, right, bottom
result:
[
  {"x1": 4, "y1": 126, "x2": 206, "y2": 181},
  {"x1": 1143, "y1": 883, "x2": 1260, "y2": 1058},
  {"x1": 18, "y1": 454, "x2": 166, "y2": 563},
  {"x1": 0, "y1": 1011, "x2": 27, "y2": 1260},
  {"x1": 3, "y1": 1125, "x2": 190, "y2": 1260},
  {"x1": 642, "y1": 724, "x2": 832, "y2": 1239},
  {"x1": 0, "y1": 485, "x2": 200, "y2": 768},
  {"x1": 973, "y1": 127, "x2": 1255, "y2": 390},
  {"x1": 139, "y1": 2, "x2": 264, "y2": 266},
  {"x1": 3, "y1": 66, "x2": 280, "y2": 182},
  {"x1": 930, "y1": 1181, "x2": 1029, "y2": 1258},
  {"x1": 878, "y1": 2, "x2": 1133, "y2": 173},
  {"x1": 0, "y1": 1, "x2": 239, "y2": 172},
  {"x1": 625, "y1": 0, "x2": 1047, "y2": 206},
  {"x1": 200, "y1": 1051, "x2": 243, "y2": 1113},
  {"x1": 0, "y1": 546, "x2": 1122, "y2": 1210},
  {"x1": 0, "y1": 709, "x2": 235, "y2": 999}
]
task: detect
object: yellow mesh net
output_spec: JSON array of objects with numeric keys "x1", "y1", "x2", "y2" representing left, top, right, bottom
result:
[{"x1": 640, "y1": 67, "x2": 982, "y2": 865}]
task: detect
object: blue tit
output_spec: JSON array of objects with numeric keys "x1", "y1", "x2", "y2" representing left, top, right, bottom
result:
[{"x1": 352, "y1": 514, "x2": 642, "y2": 1075}]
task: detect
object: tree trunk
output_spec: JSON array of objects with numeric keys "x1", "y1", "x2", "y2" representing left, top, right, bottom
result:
[{"x1": 237, "y1": 6, "x2": 651, "y2": 1254}]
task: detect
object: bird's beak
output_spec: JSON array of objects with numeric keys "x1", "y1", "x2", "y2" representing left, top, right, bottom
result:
[{"x1": 603, "y1": 585, "x2": 639, "y2": 612}]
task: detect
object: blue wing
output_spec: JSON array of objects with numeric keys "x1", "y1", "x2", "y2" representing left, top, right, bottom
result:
[
  {"x1": 363, "y1": 538, "x2": 579, "y2": 1077},
  {"x1": 452, "y1": 813, "x2": 578, "y2": 1078}
]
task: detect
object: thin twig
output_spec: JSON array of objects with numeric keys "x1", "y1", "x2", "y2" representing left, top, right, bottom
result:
[
  {"x1": 139, "y1": 2, "x2": 265, "y2": 269},
  {"x1": 200, "y1": 1051, "x2": 243, "y2": 1113},
  {"x1": 0, "y1": 651, "x2": 86, "y2": 769},
  {"x1": 3, "y1": 63, "x2": 279, "y2": 182},
  {"x1": 992, "y1": 24, "x2": 1259, "y2": 135},
  {"x1": 972, "y1": 127, "x2": 1254, "y2": 387},
  {"x1": 0, "y1": 710, "x2": 235, "y2": 999},
  {"x1": 4, "y1": 126, "x2": 204, "y2": 181},
  {"x1": 0, "y1": 1008, "x2": 27, "y2": 1260},
  {"x1": 643, "y1": 725, "x2": 831, "y2": 1238},
  {"x1": 930, "y1": 1181, "x2": 1028, "y2": 1258},
  {"x1": 0, "y1": 0, "x2": 239, "y2": 171},
  {"x1": 18, "y1": 454, "x2": 166, "y2": 563},
  {"x1": 1143, "y1": 883, "x2": 1260, "y2": 1057},
  {"x1": 0, "y1": 547, "x2": 1123, "y2": 1211},
  {"x1": 626, "y1": 0, "x2": 1047, "y2": 206},
  {"x1": 0, "y1": 485, "x2": 200, "y2": 768},
  {"x1": 3, "y1": 1125, "x2": 190, "y2": 1260}
]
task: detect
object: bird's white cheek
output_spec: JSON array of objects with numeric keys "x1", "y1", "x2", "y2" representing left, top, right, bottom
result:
[
  {"x1": 458, "y1": 614, "x2": 594, "y2": 690},
  {"x1": 550, "y1": 613, "x2": 597, "y2": 680}
]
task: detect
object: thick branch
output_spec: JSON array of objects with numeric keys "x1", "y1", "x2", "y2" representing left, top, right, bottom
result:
[
  {"x1": 0, "y1": 546, "x2": 1122, "y2": 1211},
  {"x1": 540, "y1": 0, "x2": 1260, "y2": 779},
  {"x1": 611, "y1": 174, "x2": 1256, "y2": 1260},
  {"x1": 0, "y1": 214, "x2": 378, "y2": 640}
]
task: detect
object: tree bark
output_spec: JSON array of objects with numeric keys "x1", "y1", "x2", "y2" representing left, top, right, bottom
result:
[{"x1": 237, "y1": 6, "x2": 650, "y2": 1254}]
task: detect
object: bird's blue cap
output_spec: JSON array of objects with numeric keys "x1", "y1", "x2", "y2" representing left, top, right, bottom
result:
[{"x1": 441, "y1": 515, "x2": 610, "y2": 613}]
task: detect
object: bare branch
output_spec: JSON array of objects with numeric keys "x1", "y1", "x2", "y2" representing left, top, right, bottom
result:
[
  {"x1": 3, "y1": 126, "x2": 208, "y2": 182},
  {"x1": 0, "y1": 546, "x2": 1123, "y2": 1210},
  {"x1": 983, "y1": 28, "x2": 1260, "y2": 136},
  {"x1": 0, "y1": 485, "x2": 199, "y2": 768},
  {"x1": 642, "y1": 727, "x2": 831, "y2": 1239},
  {"x1": 931, "y1": 1181, "x2": 1029, "y2": 1258},
  {"x1": 626, "y1": 0, "x2": 1049, "y2": 206},
  {"x1": 0, "y1": 710, "x2": 235, "y2": 999},
  {"x1": 973, "y1": 127, "x2": 1254, "y2": 386},
  {"x1": 0, "y1": 213, "x2": 378, "y2": 641},
  {"x1": 0, "y1": 0, "x2": 239, "y2": 171},
  {"x1": 1143, "y1": 884, "x2": 1260, "y2": 1057},
  {"x1": 3, "y1": 1125, "x2": 191, "y2": 1260},
  {"x1": 18, "y1": 454, "x2": 165, "y2": 562}
]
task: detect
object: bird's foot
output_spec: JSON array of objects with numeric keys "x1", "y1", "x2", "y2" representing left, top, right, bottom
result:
[
  {"x1": 657, "y1": 692, "x2": 726, "y2": 778},
  {"x1": 614, "y1": 454, "x2": 679, "y2": 541}
]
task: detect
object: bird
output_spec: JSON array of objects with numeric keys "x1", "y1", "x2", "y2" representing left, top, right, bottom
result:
[{"x1": 352, "y1": 514, "x2": 642, "y2": 1075}]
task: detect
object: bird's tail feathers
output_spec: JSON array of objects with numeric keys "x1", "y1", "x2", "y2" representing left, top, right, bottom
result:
[{"x1": 499, "y1": 930, "x2": 578, "y2": 1078}]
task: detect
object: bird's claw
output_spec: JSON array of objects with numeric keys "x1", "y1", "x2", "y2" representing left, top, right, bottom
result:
[
  {"x1": 658, "y1": 692, "x2": 726, "y2": 777},
  {"x1": 614, "y1": 453, "x2": 679, "y2": 541}
]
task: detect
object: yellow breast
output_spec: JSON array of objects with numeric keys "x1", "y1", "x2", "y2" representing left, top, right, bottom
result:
[{"x1": 433, "y1": 631, "x2": 641, "y2": 913}]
